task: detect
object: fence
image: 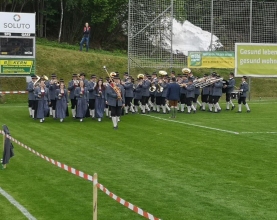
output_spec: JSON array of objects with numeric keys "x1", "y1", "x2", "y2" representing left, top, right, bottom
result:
[{"x1": 128, "y1": 0, "x2": 277, "y2": 71}]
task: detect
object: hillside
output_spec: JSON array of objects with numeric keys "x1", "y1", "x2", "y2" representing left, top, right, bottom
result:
[{"x1": 0, "y1": 42, "x2": 277, "y2": 102}]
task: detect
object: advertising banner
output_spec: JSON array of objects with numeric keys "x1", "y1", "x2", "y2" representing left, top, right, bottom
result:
[
  {"x1": 0, "y1": 59, "x2": 35, "y2": 76},
  {"x1": 188, "y1": 51, "x2": 235, "y2": 68},
  {"x1": 0, "y1": 12, "x2": 36, "y2": 34},
  {"x1": 235, "y1": 43, "x2": 277, "y2": 77}
]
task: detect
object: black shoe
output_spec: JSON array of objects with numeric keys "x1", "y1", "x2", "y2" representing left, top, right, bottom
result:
[
  {"x1": 231, "y1": 105, "x2": 235, "y2": 110},
  {"x1": 186, "y1": 112, "x2": 191, "y2": 114},
  {"x1": 226, "y1": 109, "x2": 230, "y2": 110},
  {"x1": 236, "y1": 111, "x2": 242, "y2": 113},
  {"x1": 199, "y1": 106, "x2": 202, "y2": 110},
  {"x1": 181, "y1": 111, "x2": 184, "y2": 113},
  {"x1": 113, "y1": 126, "x2": 118, "y2": 130},
  {"x1": 247, "y1": 110, "x2": 251, "y2": 113},
  {"x1": 193, "y1": 110, "x2": 196, "y2": 114}
]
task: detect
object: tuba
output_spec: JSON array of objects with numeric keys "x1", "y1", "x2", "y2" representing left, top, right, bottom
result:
[
  {"x1": 103, "y1": 66, "x2": 122, "y2": 100},
  {"x1": 159, "y1": 70, "x2": 168, "y2": 76},
  {"x1": 34, "y1": 75, "x2": 49, "y2": 87},
  {"x1": 182, "y1": 68, "x2": 191, "y2": 74}
]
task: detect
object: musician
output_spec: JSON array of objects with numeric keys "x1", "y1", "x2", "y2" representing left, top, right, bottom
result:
[
  {"x1": 185, "y1": 79, "x2": 197, "y2": 114},
  {"x1": 104, "y1": 77, "x2": 112, "y2": 117},
  {"x1": 133, "y1": 77, "x2": 143, "y2": 113},
  {"x1": 155, "y1": 77, "x2": 163, "y2": 113},
  {"x1": 170, "y1": 71, "x2": 176, "y2": 78},
  {"x1": 224, "y1": 72, "x2": 236, "y2": 110},
  {"x1": 166, "y1": 77, "x2": 180, "y2": 118},
  {"x1": 149, "y1": 72, "x2": 158, "y2": 111},
  {"x1": 79, "y1": 73, "x2": 89, "y2": 87},
  {"x1": 201, "y1": 74, "x2": 210, "y2": 111},
  {"x1": 74, "y1": 80, "x2": 88, "y2": 122},
  {"x1": 161, "y1": 77, "x2": 170, "y2": 114},
  {"x1": 208, "y1": 72, "x2": 217, "y2": 112},
  {"x1": 34, "y1": 80, "x2": 50, "y2": 123},
  {"x1": 193, "y1": 76, "x2": 202, "y2": 110},
  {"x1": 140, "y1": 74, "x2": 151, "y2": 114},
  {"x1": 122, "y1": 77, "x2": 135, "y2": 114},
  {"x1": 188, "y1": 71, "x2": 195, "y2": 81},
  {"x1": 212, "y1": 75, "x2": 223, "y2": 113},
  {"x1": 179, "y1": 74, "x2": 188, "y2": 113},
  {"x1": 49, "y1": 73, "x2": 59, "y2": 118},
  {"x1": 105, "y1": 75, "x2": 125, "y2": 129},
  {"x1": 26, "y1": 75, "x2": 37, "y2": 118},
  {"x1": 68, "y1": 73, "x2": 78, "y2": 118},
  {"x1": 237, "y1": 76, "x2": 251, "y2": 113},
  {"x1": 88, "y1": 75, "x2": 97, "y2": 118},
  {"x1": 80, "y1": 22, "x2": 91, "y2": 52},
  {"x1": 55, "y1": 80, "x2": 69, "y2": 122},
  {"x1": 123, "y1": 72, "x2": 129, "y2": 82},
  {"x1": 94, "y1": 78, "x2": 106, "y2": 121}
]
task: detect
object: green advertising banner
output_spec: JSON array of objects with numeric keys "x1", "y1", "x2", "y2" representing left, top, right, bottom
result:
[
  {"x1": 235, "y1": 43, "x2": 277, "y2": 77},
  {"x1": 188, "y1": 51, "x2": 235, "y2": 69},
  {"x1": 0, "y1": 58, "x2": 35, "y2": 76}
]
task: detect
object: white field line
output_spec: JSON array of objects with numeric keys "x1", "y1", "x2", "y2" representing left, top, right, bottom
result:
[
  {"x1": 0, "y1": 187, "x2": 37, "y2": 220},
  {"x1": 240, "y1": 132, "x2": 277, "y2": 134},
  {"x1": 143, "y1": 114, "x2": 240, "y2": 135}
]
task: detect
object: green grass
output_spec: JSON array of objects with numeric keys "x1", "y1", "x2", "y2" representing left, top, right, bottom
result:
[{"x1": 0, "y1": 101, "x2": 277, "y2": 220}]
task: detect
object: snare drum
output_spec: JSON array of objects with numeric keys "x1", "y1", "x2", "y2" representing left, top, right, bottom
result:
[{"x1": 231, "y1": 90, "x2": 242, "y2": 99}]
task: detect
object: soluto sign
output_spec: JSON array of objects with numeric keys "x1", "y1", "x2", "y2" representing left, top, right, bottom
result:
[{"x1": 0, "y1": 12, "x2": 35, "y2": 34}]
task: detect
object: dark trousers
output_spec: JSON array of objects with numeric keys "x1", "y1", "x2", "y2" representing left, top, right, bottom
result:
[
  {"x1": 238, "y1": 97, "x2": 246, "y2": 105},
  {"x1": 150, "y1": 94, "x2": 155, "y2": 103},
  {"x1": 212, "y1": 96, "x2": 220, "y2": 104},
  {"x1": 201, "y1": 94, "x2": 209, "y2": 103},
  {"x1": 89, "y1": 99, "x2": 95, "y2": 110},
  {"x1": 226, "y1": 93, "x2": 231, "y2": 102},
  {"x1": 208, "y1": 95, "x2": 214, "y2": 104},
  {"x1": 156, "y1": 96, "x2": 162, "y2": 105},
  {"x1": 125, "y1": 97, "x2": 133, "y2": 107},
  {"x1": 134, "y1": 99, "x2": 140, "y2": 106},
  {"x1": 193, "y1": 94, "x2": 199, "y2": 103},
  {"x1": 186, "y1": 97, "x2": 194, "y2": 106},
  {"x1": 161, "y1": 97, "x2": 166, "y2": 106},
  {"x1": 71, "y1": 98, "x2": 77, "y2": 109},
  {"x1": 50, "y1": 99, "x2": 56, "y2": 110},
  {"x1": 180, "y1": 94, "x2": 186, "y2": 104},
  {"x1": 141, "y1": 96, "x2": 149, "y2": 105},
  {"x1": 111, "y1": 105, "x2": 122, "y2": 117}
]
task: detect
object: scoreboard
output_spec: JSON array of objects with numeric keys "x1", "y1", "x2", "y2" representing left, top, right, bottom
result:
[{"x1": 0, "y1": 12, "x2": 36, "y2": 76}]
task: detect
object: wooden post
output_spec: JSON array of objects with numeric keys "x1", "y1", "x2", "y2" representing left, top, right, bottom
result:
[{"x1": 93, "y1": 173, "x2": 98, "y2": 220}]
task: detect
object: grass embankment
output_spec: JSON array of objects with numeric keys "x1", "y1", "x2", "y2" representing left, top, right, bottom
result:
[{"x1": 0, "y1": 39, "x2": 277, "y2": 103}]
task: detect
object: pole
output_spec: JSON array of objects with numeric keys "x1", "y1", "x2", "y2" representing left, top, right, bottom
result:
[
  {"x1": 210, "y1": 0, "x2": 214, "y2": 51},
  {"x1": 170, "y1": 0, "x2": 174, "y2": 71},
  {"x1": 127, "y1": 0, "x2": 131, "y2": 76},
  {"x1": 249, "y1": 0, "x2": 253, "y2": 43},
  {"x1": 93, "y1": 173, "x2": 98, "y2": 220}
]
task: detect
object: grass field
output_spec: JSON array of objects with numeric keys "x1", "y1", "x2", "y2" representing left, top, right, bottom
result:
[{"x1": 0, "y1": 100, "x2": 277, "y2": 220}]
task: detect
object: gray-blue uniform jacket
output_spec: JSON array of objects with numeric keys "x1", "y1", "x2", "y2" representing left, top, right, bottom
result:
[
  {"x1": 49, "y1": 83, "x2": 59, "y2": 100},
  {"x1": 161, "y1": 82, "x2": 169, "y2": 98},
  {"x1": 87, "y1": 81, "x2": 96, "y2": 99},
  {"x1": 141, "y1": 80, "x2": 151, "y2": 97},
  {"x1": 68, "y1": 80, "x2": 77, "y2": 99},
  {"x1": 202, "y1": 85, "x2": 210, "y2": 95},
  {"x1": 74, "y1": 87, "x2": 88, "y2": 100},
  {"x1": 240, "y1": 82, "x2": 248, "y2": 97},
  {"x1": 134, "y1": 84, "x2": 142, "y2": 100},
  {"x1": 227, "y1": 78, "x2": 235, "y2": 93},
  {"x1": 212, "y1": 81, "x2": 223, "y2": 97},
  {"x1": 186, "y1": 84, "x2": 195, "y2": 98},
  {"x1": 55, "y1": 89, "x2": 69, "y2": 102},
  {"x1": 180, "y1": 79, "x2": 188, "y2": 95},
  {"x1": 26, "y1": 81, "x2": 35, "y2": 100},
  {"x1": 105, "y1": 84, "x2": 125, "y2": 107},
  {"x1": 34, "y1": 87, "x2": 50, "y2": 101},
  {"x1": 123, "y1": 82, "x2": 134, "y2": 98}
]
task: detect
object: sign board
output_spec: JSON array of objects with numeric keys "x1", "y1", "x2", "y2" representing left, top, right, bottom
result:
[
  {"x1": 0, "y1": 58, "x2": 35, "y2": 76},
  {"x1": 0, "y1": 12, "x2": 36, "y2": 34},
  {"x1": 0, "y1": 12, "x2": 35, "y2": 76},
  {"x1": 235, "y1": 43, "x2": 277, "y2": 77},
  {"x1": 188, "y1": 51, "x2": 235, "y2": 69}
]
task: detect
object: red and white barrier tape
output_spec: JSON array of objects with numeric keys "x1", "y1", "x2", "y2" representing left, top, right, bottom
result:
[
  {"x1": 0, "y1": 130, "x2": 162, "y2": 220},
  {"x1": 0, "y1": 130, "x2": 93, "y2": 182},
  {"x1": 0, "y1": 91, "x2": 28, "y2": 94},
  {"x1": 97, "y1": 183, "x2": 161, "y2": 220}
]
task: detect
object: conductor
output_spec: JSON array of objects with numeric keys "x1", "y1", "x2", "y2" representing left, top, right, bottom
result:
[{"x1": 80, "y1": 22, "x2": 91, "y2": 52}]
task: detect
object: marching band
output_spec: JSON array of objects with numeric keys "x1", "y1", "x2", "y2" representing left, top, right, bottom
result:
[{"x1": 26, "y1": 68, "x2": 251, "y2": 128}]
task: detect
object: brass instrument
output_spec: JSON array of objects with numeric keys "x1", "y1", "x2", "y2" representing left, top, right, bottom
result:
[
  {"x1": 149, "y1": 78, "x2": 156, "y2": 92},
  {"x1": 34, "y1": 75, "x2": 49, "y2": 87},
  {"x1": 156, "y1": 79, "x2": 164, "y2": 93},
  {"x1": 137, "y1": 73, "x2": 144, "y2": 79},
  {"x1": 159, "y1": 70, "x2": 168, "y2": 76},
  {"x1": 103, "y1": 66, "x2": 122, "y2": 100},
  {"x1": 182, "y1": 68, "x2": 191, "y2": 74}
]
